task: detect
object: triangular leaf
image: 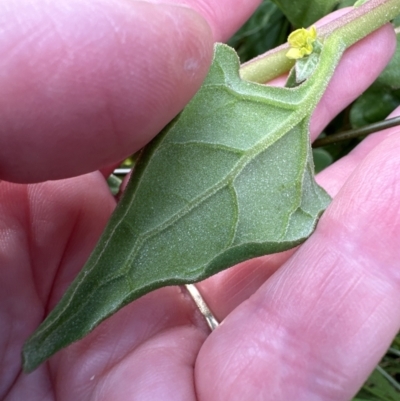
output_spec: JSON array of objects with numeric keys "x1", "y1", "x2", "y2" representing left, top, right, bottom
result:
[{"x1": 23, "y1": 42, "x2": 346, "y2": 372}]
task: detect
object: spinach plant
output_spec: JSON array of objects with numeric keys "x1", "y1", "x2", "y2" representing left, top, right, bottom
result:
[{"x1": 22, "y1": 0, "x2": 400, "y2": 373}]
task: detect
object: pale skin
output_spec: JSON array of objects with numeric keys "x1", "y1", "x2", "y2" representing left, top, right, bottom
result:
[{"x1": 1, "y1": 0, "x2": 399, "y2": 400}]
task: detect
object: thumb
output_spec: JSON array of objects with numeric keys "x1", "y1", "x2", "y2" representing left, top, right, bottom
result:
[{"x1": 0, "y1": 0, "x2": 213, "y2": 182}]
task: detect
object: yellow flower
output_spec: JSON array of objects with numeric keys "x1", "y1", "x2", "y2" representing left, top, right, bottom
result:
[{"x1": 286, "y1": 26, "x2": 317, "y2": 60}]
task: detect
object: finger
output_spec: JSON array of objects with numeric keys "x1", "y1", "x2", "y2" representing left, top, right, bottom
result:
[
  {"x1": 48, "y1": 286, "x2": 208, "y2": 401},
  {"x1": 196, "y1": 133, "x2": 400, "y2": 401},
  {"x1": 0, "y1": 0, "x2": 261, "y2": 183},
  {"x1": 0, "y1": 0, "x2": 260, "y2": 183},
  {"x1": 1, "y1": 174, "x2": 209, "y2": 396},
  {"x1": 0, "y1": 173, "x2": 115, "y2": 397},
  {"x1": 196, "y1": 21, "x2": 396, "y2": 320},
  {"x1": 146, "y1": 0, "x2": 262, "y2": 42},
  {"x1": 0, "y1": 0, "x2": 213, "y2": 183}
]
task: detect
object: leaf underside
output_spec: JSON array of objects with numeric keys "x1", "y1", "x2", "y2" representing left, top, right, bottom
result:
[{"x1": 23, "y1": 43, "x2": 339, "y2": 372}]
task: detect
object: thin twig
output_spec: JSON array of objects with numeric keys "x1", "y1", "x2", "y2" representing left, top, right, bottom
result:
[{"x1": 312, "y1": 116, "x2": 400, "y2": 148}]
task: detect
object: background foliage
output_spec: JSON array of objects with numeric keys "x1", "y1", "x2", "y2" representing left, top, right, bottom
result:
[{"x1": 227, "y1": 1, "x2": 400, "y2": 399}]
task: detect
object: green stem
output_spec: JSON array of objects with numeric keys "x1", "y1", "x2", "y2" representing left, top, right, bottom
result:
[
  {"x1": 376, "y1": 365, "x2": 400, "y2": 391},
  {"x1": 239, "y1": 0, "x2": 400, "y2": 83},
  {"x1": 312, "y1": 116, "x2": 400, "y2": 147}
]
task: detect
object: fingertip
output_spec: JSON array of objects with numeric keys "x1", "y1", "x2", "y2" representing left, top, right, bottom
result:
[{"x1": 0, "y1": 0, "x2": 214, "y2": 182}]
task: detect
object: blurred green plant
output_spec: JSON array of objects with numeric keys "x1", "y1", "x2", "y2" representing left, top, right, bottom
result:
[
  {"x1": 227, "y1": 1, "x2": 289, "y2": 62},
  {"x1": 270, "y1": 0, "x2": 340, "y2": 28},
  {"x1": 350, "y1": 33, "x2": 400, "y2": 128}
]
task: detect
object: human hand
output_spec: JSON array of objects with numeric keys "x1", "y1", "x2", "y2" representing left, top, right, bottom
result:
[{"x1": 1, "y1": 1, "x2": 399, "y2": 400}]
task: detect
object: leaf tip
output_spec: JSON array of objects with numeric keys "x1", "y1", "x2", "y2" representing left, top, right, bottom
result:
[{"x1": 21, "y1": 341, "x2": 40, "y2": 374}]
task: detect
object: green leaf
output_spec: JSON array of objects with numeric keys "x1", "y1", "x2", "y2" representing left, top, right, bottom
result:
[
  {"x1": 270, "y1": 0, "x2": 339, "y2": 28},
  {"x1": 352, "y1": 399, "x2": 375, "y2": 401},
  {"x1": 313, "y1": 148, "x2": 334, "y2": 172},
  {"x1": 354, "y1": 0, "x2": 369, "y2": 7},
  {"x1": 377, "y1": 33, "x2": 400, "y2": 90},
  {"x1": 294, "y1": 51, "x2": 320, "y2": 82},
  {"x1": 350, "y1": 84, "x2": 400, "y2": 128},
  {"x1": 350, "y1": 32, "x2": 400, "y2": 128},
  {"x1": 22, "y1": 39, "x2": 351, "y2": 372},
  {"x1": 286, "y1": 52, "x2": 320, "y2": 87},
  {"x1": 286, "y1": 41, "x2": 323, "y2": 88},
  {"x1": 355, "y1": 368, "x2": 400, "y2": 400},
  {"x1": 394, "y1": 15, "x2": 400, "y2": 28},
  {"x1": 352, "y1": 399, "x2": 373, "y2": 401},
  {"x1": 337, "y1": 0, "x2": 356, "y2": 8},
  {"x1": 228, "y1": 0, "x2": 289, "y2": 63}
]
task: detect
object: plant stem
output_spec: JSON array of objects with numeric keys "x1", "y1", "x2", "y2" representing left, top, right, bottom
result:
[
  {"x1": 239, "y1": 0, "x2": 400, "y2": 83},
  {"x1": 376, "y1": 365, "x2": 400, "y2": 391},
  {"x1": 312, "y1": 116, "x2": 400, "y2": 147},
  {"x1": 389, "y1": 347, "x2": 400, "y2": 357}
]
